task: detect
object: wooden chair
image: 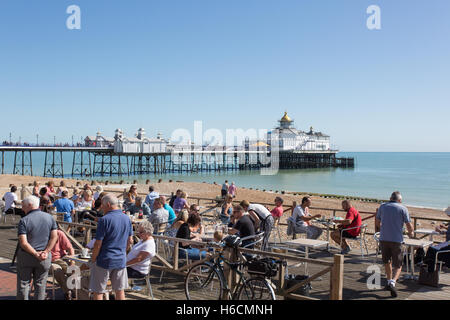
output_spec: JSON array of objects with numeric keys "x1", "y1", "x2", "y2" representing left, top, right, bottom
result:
[
  {"x1": 241, "y1": 232, "x2": 265, "y2": 250},
  {"x1": 127, "y1": 263, "x2": 154, "y2": 300},
  {"x1": 159, "y1": 235, "x2": 190, "y2": 283}
]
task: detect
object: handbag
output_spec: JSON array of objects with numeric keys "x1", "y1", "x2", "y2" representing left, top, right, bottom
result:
[{"x1": 418, "y1": 264, "x2": 439, "y2": 287}]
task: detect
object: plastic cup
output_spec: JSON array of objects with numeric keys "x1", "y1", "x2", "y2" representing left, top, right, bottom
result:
[{"x1": 81, "y1": 248, "x2": 89, "y2": 258}]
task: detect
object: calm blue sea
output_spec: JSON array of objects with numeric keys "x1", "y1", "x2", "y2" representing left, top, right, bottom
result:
[{"x1": 2, "y1": 152, "x2": 449, "y2": 209}]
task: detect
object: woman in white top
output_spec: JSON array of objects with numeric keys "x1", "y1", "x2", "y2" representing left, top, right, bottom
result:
[
  {"x1": 126, "y1": 220, "x2": 156, "y2": 278},
  {"x1": 78, "y1": 190, "x2": 94, "y2": 209}
]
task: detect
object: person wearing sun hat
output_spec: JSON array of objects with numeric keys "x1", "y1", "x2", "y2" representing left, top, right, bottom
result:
[{"x1": 93, "y1": 185, "x2": 104, "y2": 201}]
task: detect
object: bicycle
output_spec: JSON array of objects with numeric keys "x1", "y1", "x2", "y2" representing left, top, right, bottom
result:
[{"x1": 184, "y1": 236, "x2": 280, "y2": 300}]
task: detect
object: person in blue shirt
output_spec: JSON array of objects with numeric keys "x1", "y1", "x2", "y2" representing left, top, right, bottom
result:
[
  {"x1": 160, "y1": 195, "x2": 176, "y2": 225},
  {"x1": 53, "y1": 191, "x2": 75, "y2": 223},
  {"x1": 90, "y1": 194, "x2": 133, "y2": 300},
  {"x1": 144, "y1": 186, "x2": 159, "y2": 212},
  {"x1": 375, "y1": 191, "x2": 414, "y2": 298}
]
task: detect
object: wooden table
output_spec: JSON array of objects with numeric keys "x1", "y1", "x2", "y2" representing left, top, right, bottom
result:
[
  {"x1": 74, "y1": 207, "x2": 90, "y2": 223},
  {"x1": 402, "y1": 238, "x2": 433, "y2": 280},
  {"x1": 201, "y1": 232, "x2": 215, "y2": 242},
  {"x1": 284, "y1": 238, "x2": 329, "y2": 274},
  {"x1": 64, "y1": 254, "x2": 91, "y2": 264},
  {"x1": 414, "y1": 229, "x2": 440, "y2": 242}
]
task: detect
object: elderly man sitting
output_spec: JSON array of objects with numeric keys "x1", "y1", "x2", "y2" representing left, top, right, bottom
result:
[
  {"x1": 128, "y1": 197, "x2": 151, "y2": 217},
  {"x1": 159, "y1": 195, "x2": 176, "y2": 225},
  {"x1": 51, "y1": 229, "x2": 75, "y2": 300},
  {"x1": 148, "y1": 198, "x2": 169, "y2": 234}
]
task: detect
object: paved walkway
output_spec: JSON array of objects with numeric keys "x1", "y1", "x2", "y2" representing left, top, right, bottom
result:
[{"x1": 0, "y1": 258, "x2": 16, "y2": 300}]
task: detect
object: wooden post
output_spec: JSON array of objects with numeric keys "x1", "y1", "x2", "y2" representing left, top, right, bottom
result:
[
  {"x1": 84, "y1": 228, "x2": 92, "y2": 245},
  {"x1": 58, "y1": 223, "x2": 84, "y2": 250},
  {"x1": 278, "y1": 255, "x2": 286, "y2": 294},
  {"x1": 20, "y1": 184, "x2": 27, "y2": 200},
  {"x1": 222, "y1": 247, "x2": 238, "y2": 300},
  {"x1": 330, "y1": 254, "x2": 344, "y2": 300},
  {"x1": 413, "y1": 217, "x2": 417, "y2": 231},
  {"x1": 174, "y1": 242, "x2": 179, "y2": 270}
]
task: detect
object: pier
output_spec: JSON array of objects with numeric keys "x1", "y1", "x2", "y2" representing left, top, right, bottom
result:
[{"x1": 0, "y1": 145, "x2": 354, "y2": 178}]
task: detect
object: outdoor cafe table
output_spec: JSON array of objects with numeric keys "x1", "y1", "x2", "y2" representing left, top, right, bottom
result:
[
  {"x1": 64, "y1": 254, "x2": 90, "y2": 264},
  {"x1": 313, "y1": 218, "x2": 340, "y2": 251},
  {"x1": 201, "y1": 231, "x2": 215, "y2": 242},
  {"x1": 414, "y1": 229, "x2": 440, "y2": 242},
  {"x1": 73, "y1": 206, "x2": 91, "y2": 223},
  {"x1": 131, "y1": 218, "x2": 146, "y2": 224},
  {"x1": 402, "y1": 238, "x2": 434, "y2": 280},
  {"x1": 283, "y1": 238, "x2": 329, "y2": 274}
]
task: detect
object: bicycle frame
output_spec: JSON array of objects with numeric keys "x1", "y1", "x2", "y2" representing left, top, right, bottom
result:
[{"x1": 206, "y1": 248, "x2": 249, "y2": 299}]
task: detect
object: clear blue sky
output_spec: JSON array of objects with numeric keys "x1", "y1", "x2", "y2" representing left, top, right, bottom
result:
[{"x1": 0, "y1": 0, "x2": 449, "y2": 151}]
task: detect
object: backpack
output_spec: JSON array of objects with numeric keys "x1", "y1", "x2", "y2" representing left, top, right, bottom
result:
[{"x1": 246, "y1": 257, "x2": 278, "y2": 277}]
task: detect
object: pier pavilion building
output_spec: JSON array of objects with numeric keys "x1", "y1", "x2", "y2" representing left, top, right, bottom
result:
[{"x1": 267, "y1": 112, "x2": 330, "y2": 151}]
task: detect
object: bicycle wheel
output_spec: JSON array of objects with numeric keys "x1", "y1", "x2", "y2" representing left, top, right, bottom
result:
[
  {"x1": 237, "y1": 277, "x2": 276, "y2": 300},
  {"x1": 185, "y1": 262, "x2": 224, "y2": 300}
]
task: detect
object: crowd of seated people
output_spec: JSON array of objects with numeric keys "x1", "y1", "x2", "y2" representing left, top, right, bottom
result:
[{"x1": 4, "y1": 178, "x2": 450, "y2": 302}]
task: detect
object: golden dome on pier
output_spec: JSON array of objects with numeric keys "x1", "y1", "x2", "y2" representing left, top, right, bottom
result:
[{"x1": 280, "y1": 112, "x2": 292, "y2": 122}]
